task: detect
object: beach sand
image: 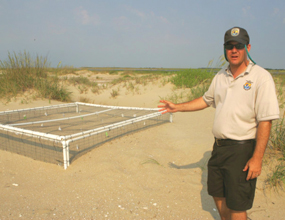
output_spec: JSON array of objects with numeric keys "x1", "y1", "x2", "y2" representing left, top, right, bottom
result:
[{"x1": 0, "y1": 74, "x2": 284, "y2": 220}]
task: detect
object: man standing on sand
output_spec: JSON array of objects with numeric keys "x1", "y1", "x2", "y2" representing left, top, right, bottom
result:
[{"x1": 158, "y1": 27, "x2": 280, "y2": 220}]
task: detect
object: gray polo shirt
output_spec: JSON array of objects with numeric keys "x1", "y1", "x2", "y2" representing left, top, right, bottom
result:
[{"x1": 203, "y1": 62, "x2": 280, "y2": 140}]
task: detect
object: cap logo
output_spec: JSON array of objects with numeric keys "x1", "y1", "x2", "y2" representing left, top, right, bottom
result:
[{"x1": 231, "y1": 28, "x2": 240, "y2": 37}]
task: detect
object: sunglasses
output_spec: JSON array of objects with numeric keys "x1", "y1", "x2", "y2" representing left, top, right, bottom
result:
[{"x1": 224, "y1": 43, "x2": 245, "y2": 50}]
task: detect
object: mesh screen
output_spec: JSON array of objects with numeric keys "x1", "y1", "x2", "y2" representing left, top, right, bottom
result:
[{"x1": 0, "y1": 103, "x2": 170, "y2": 168}]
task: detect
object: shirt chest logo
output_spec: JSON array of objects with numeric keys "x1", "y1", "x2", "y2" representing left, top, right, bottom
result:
[{"x1": 243, "y1": 80, "x2": 253, "y2": 90}]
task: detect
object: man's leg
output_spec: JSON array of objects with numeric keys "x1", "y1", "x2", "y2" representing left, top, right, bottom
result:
[
  {"x1": 230, "y1": 210, "x2": 247, "y2": 220},
  {"x1": 213, "y1": 197, "x2": 230, "y2": 220},
  {"x1": 213, "y1": 197, "x2": 248, "y2": 220}
]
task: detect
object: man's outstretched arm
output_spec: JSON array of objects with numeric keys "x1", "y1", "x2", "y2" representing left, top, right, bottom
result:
[{"x1": 158, "y1": 96, "x2": 209, "y2": 113}]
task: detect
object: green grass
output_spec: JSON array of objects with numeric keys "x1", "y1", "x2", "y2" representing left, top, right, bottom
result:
[
  {"x1": 110, "y1": 72, "x2": 169, "y2": 87},
  {"x1": 48, "y1": 64, "x2": 78, "y2": 76},
  {"x1": 0, "y1": 51, "x2": 71, "y2": 102},
  {"x1": 68, "y1": 76, "x2": 98, "y2": 87},
  {"x1": 67, "y1": 75, "x2": 101, "y2": 95},
  {"x1": 270, "y1": 112, "x2": 285, "y2": 155},
  {"x1": 170, "y1": 68, "x2": 213, "y2": 89},
  {"x1": 267, "y1": 90, "x2": 285, "y2": 189},
  {"x1": 141, "y1": 158, "x2": 161, "y2": 166},
  {"x1": 168, "y1": 56, "x2": 227, "y2": 101},
  {"x1": 274, "y1": 74, "x2": 285, "y2": 109},
  {"x1": 266, "y1": 162, "x2": 285, "y2": 190},
  {"x1": 110, "y1": 88, "x2": 119, "y2": 98}
]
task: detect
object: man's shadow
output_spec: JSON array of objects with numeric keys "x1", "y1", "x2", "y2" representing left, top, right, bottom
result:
[{"x1": 169, "y1": 151, "x2": 219, "y2": 219}]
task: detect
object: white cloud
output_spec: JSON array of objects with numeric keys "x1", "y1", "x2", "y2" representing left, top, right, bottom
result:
[
  {"x1": 124, "y1": 6, "x2": 169, "y2": 25},
  {"x1": 283, "y1": 18, "x2": 285, "y2": 24},
  {"x1": 125, "y1": 6, "x2": 146, "y2": 19},
  {"x1": 48, "y1": 23, "x2": 67, "y2": 35},
  {"x1": 242, "y1": 6, "x2": 251, "y2": 15},
  {"x1": 113, "y1": 16, "x2": 131, "y2": 30},
  {"x1": 273, "y1": 8, "x2": 279, "y2": 16},
  {"x1": 159, "y1": 16, "x2": 169, "y2": 24},
  {"x1": 113, "y1": 7, "x2": 171, "y2": 32},
  {"x1": 75, "y1": 6, "x2": 100, "y2": 26},
  {"x1": 242, "y1": 6, "x2": 255, "y2": 19}
]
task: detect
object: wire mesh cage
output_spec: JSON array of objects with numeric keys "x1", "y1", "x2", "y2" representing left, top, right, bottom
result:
[{"x1": 0, "y1": 102, "x2": 171, "y2": 169}]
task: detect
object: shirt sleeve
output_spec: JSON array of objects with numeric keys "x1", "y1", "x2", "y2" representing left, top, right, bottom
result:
[
  {"x1": 203, "y1": 75, "x2": 216, "y2": 108},
  {"x1": 255, "y1": 77, "x2": 280, "y2": 122}
]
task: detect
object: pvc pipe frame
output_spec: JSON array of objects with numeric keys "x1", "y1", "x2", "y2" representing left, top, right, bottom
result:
[
  {"x1": 9, "y1": 109, "x2": 113, "y2": 126},
  {"x1": 0, "y1": 102, "x2": 170, "y2": 169}
]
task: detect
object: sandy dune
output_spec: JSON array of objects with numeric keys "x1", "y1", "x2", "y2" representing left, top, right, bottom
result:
[{"x1": 0, "y1": 75, "x2": 284, "y2": 219}]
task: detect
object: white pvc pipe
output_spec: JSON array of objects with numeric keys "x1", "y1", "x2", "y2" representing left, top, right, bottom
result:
[
  {"x1": 64, "y1": 111, "x2": 166, "y2": 140},
  {"x1": 62, "y1": 140, "x2": 68, "y2": 169},
  {"x1": 0, "y1": 103, "x2": 76, "y2": 115},
  {"x1": 9, "y1": 109, "x2": 113, "y2": 126},
  {"x1": 75, "y1": 102, "x2": 161, "y2": 111},
  {"x1": 0, "y1": 124, "x2": 61, "y2": 141},
  {"x1": 66, "y1": 111, "x2": 166, "y2": 144}
]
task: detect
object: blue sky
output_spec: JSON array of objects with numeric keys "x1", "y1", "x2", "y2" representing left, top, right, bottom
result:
[{"x1": 1, "y1": 0, "x2": 284, "y2": 69}]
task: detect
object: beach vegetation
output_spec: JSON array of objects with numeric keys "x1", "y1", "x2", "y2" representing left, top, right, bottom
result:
[
  {"x1": 68, "y1": 76, "x2": 98, "y2": 87},
  {"x1": 91, "y1": 85, "x2": 100, "y2": 94},
  {"x1": 169, "y1": 56, "x2": 226, "y2": 101},
  {"x1": 110, "y1": 88, "x2": 119, "y2": 98},
  {"x1": 141, "y1": 158, "x2": 162, "y2": 166},
  {"x1": 109, "y1": 70, "x2": 119, "y2": 75},
  {"x1": 170, "y1": 68, "x2": 213, "y2": 89},
  {"x1": 50, "y1": 64, "x2": 78, "y2": 75},
  {"x1": 79, "y1": 96, "x2": 91, "y2": 103},
  {"x1": 273, "y1": 74, "x2": 285, "y2": 109},
  {"x1": 0, "y1": 51, "x2": 71, "y2": 102},
  {"x1": 267, "y1": 111, "x2": 285, "y2": 190},
  {"x1": 266, "y1": 73, "x2": 285, "y2": 189}
]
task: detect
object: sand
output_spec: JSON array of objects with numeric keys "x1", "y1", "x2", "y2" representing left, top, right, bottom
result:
[{"x1": 0, "y1": 74, "x2": 284, "y2": 220}]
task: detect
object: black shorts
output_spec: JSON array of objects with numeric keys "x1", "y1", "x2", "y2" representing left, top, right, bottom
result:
[{"x1": 207, "y1": 140, "x2": 257, "y2": 211}]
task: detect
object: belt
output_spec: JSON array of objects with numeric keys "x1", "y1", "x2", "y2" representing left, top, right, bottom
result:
[{"x1": 215, "y1": 138, "x2": 255, "y2": 147}]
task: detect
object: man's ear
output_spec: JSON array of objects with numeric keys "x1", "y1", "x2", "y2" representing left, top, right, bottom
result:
[{"x1": 246, "y1": 44, "x2": 251, "y2": 52}]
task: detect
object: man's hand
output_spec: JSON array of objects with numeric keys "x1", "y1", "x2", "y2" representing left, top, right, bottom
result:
[
  {"x1": 243, "y1": 156, "x2": 262, "y2": 180},
  {"x1": 158, "y1": 97, "x2": 209, "y2": 114},
  {"x1": 158, "y1": 100, "x2": 178, "y2": 114}
]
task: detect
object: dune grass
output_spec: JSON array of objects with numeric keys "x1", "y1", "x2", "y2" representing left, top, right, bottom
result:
[
  {"x1": 170, "y1": 68, "x2": 213, "y2": 89},
  {"x1": 0, "y1": 51, "x2": 71, "y2": 102},
  {"x1": 266, "y1": 73, "x2": 285, "y2": 189},
  {"x1": 267, "y1": 111, "x2": 285, "y2": 190},
  {"x1": 110, "y1": 71, "x2": 171, "y2": 87},
  {"x1": 164, "y1": 56, "x2": 226, "y2": 103}
]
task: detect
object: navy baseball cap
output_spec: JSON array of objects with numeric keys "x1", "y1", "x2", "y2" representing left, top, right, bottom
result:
[{"x1": 224, "y1": 27, "x2": 250, "y2": 45}]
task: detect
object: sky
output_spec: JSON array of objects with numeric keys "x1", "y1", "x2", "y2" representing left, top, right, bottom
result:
[{"x1": 0, "y1": 0, "x2": 284, "y2": 69}]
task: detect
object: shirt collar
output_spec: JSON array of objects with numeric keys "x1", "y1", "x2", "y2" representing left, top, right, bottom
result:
[{"x1": 225, "y1": 60, "x2": 255, "y2": 77}]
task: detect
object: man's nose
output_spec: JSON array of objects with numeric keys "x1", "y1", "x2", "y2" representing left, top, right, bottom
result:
[{"x1": 231, "y1": 46, "x2": 238, "y2": 52}]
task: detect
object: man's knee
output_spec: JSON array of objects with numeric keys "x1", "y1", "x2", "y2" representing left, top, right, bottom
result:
[
  {"x1": 213, "y1": 197, "x2": 230, "y2": 220},
  {"x1": 230, "y1": 209, "x2": 247, "y2": 220}
]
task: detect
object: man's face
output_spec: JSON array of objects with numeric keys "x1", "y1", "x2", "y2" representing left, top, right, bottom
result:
[{"x1": 225, "y1": 41, "x2": 251, "y2": 67}]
